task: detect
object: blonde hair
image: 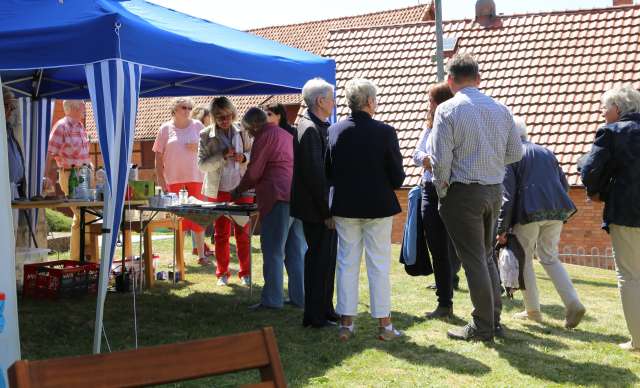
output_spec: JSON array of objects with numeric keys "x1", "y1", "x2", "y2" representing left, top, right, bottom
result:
[
  {"x1": 210, "y1": 96, "x2": 237, "y2": 121},
  {"x1": 170, "y1": 97, "x2": 194, "y2": 116},
  {"x1": 190, "y1": 105, "x2": 210, "y2": 123}
]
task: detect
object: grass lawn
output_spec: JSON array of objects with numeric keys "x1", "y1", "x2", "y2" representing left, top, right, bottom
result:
[{"x1": 20, "y1": 237, "x2": 640, "y2": 387}]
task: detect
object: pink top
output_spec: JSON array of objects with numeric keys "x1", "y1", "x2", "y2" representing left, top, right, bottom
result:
[
  {"x1": 152, "y1": 119, "x2": 204, "y2": 185},
  {"x1": 236, "y1": 123, "x2": 293, "y2": 218},
  {"x1": 48, "y1": 116, "x2": 90, "y2": 168}
]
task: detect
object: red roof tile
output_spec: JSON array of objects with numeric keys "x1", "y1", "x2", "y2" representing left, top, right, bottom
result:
[{"x1": 325, "y1": 4, "x2": 640, "y2": 186}]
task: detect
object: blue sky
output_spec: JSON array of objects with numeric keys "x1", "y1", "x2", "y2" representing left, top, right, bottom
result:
[{"x1": 147, "y1": 0, "x2": 631, "y2": 30}]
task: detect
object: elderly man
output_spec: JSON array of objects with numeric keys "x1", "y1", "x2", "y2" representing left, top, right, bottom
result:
[
  {"x1": 290, "y1": 78, "x2": 338, "y2": 328},
  {"x1": 496, "y1": 118, "x2": 585, "y2": 328},
  {"x1": 45, "y1": 100, "x2": 91, "y2": 261},
  {"x1": 429, "y1": 53, "x2": 522, "y2": 341},
  {"x1": 232, "y1": 107, "x2": 303, "y2": 310}
]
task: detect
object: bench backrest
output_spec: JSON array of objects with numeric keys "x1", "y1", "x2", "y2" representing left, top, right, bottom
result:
[{"x1": 9, "y1": 327, "x2": 285, "y2": 388}]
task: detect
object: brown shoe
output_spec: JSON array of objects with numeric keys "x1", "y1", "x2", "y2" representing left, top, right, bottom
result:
[
  {"x1": 565, "y1": 303, "x2": 586, "y2": 329},
  {"x1": 378, "y1": 326, "x2": 405, "y2": 341},
  {"x1": 338, "y1": 326, "x2": 354, "y2": 341},
  {"x1": 426, "y1": 306, "x2": 453, "y2": 320},
  {"x1": 513, "y1": 310, "x2": 543, "y2": 323},
  {"x1": 447, "y1": 324, "x2": 493, "y2": 342}
]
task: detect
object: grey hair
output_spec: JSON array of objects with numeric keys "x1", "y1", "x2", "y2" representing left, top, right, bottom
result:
[
  {"x1": 344, "y1": 78, "x2": 377, "y2": 111},
  {"x1": 513, "y1": 116, "x2": 528, "y2": 141},
  {"x1": 2, "y1": 87, "x2": 17, "y2": 125},
  {"x1": 302, "y1": 78, "x2": 334, "y2": 109},
  {"x1": 241, "y1": 107, "x2": 267, "y2": 132},
  {"x1": 169, "y1": 97, "x2": 194, "y2": 116},
  {"x1": 601, "y1": 85, "x2": 640, "y2": 116},
  {"x1": 447, "y1": 53, "x2": 480, "y2": 83},
  {"x1": 62, "y1": 99, "x2": 85, "y2": 114}
]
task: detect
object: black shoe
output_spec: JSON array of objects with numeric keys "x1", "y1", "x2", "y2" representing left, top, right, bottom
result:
[
  {"x1": 426, "y1": 306, "x2": 453, "y2": 320},
  {"x1": 453, "y1": 276, "x2": 460, "y2": 291},
  {"x1": 427, "y1": 283, "x2": 437, "y2": 290},
  {"x1": 284, "y1": 299, "x2": 303, "y2": 309},
  {"x1": 326, "y1": 311, "x2": 340, "y2": 323},
  {"x1": 494, "y1": 323, "x2": 505, "y2": 338},
  {"x1": 248, "y1": 303, "x2": 279, "y2": 311},
  {"x1": 447, "y1": 324, "x2": 493, "y2": 342}
]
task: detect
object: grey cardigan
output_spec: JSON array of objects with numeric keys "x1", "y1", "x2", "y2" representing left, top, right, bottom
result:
[
  {"x1": 197, "y1": 122, "x2": 252, "y2": 198},
  {"x1": 497, "y1": 140, "x2": 576, "y2": 234}
]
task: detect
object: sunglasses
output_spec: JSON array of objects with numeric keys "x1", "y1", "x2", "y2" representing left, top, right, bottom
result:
[
  {"x1": 215, "y1": 113, "x2": 233, "y2": 121},
  {"x1": 179, "y1": 106, "x2": 193, "y2": 111}
]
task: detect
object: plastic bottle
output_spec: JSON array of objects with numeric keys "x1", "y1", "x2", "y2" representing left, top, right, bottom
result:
[
  {"x1": 95, "y1": 167, "x2": 106, "y2": 201},
  {"x1": 78, "y1": 164, "x2": 90, "y2": 199},
  {"x1": 68, "y1": 165, "x2": 78, "y2": 199},
  {"x1": 179, "y1": 186, "x2": 188, "y2": 205}
]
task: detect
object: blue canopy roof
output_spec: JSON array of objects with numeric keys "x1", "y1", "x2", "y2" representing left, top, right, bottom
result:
[{"x1": 0, "y1": 0, "x2": 335, "y2": 98}]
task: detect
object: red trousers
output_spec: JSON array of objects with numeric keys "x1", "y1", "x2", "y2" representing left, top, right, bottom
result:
[
  {"x1": 167, "y1": 182, "x2": 205, "y2": 233},
  {"x1": 210, "y1": 191, "x2": 252, "y2": 278}
]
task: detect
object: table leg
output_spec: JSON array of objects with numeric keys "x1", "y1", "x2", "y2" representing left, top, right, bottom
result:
[
  {"x1": 79, "y1": 207, "x2": 86, "y2": 263},
  {"x1": 144, "y1": 223, "x2": 154, "y2": 288},
  {"x1": 175, "y1": 217, "x2": 185, "y2": 282}
]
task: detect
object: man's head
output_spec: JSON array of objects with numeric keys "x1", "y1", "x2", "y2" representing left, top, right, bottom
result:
[
  {"x1": 344, "y1": 78, "x2": 378, "y2": 115},
  {"x1": 446, "y1": 53, "x2": 481, "y2": 93},
  {"x1": 302, "y1": 78, "x2": 335, "y2": 120},
  {"x1": 2, "y1": 87, "x2": 16, "y2": 125},
  {"x1": 62, "y1": 100, "x2": 86, "y2": 122},
  {"x1": 241, "y1": 107, "x2": 268, "y2": 137}
]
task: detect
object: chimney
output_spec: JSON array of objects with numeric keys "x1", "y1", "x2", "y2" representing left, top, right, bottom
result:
[
  {"x1": 475, "y1": 0, "x2": 502, "y2": 28},
  {"x1": 612, "y1": 0, "x2": 633, "y2": 6},
  {"x1": 423, "y1": 1, "x2": 436, "y2": 22}
]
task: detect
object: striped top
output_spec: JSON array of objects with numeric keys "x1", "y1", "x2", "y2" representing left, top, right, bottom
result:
[
  {"x1": 412, "y1": 127, "x2": 433, "y2": 183},
  {"x1": 429, "y1": 87, "x2": 523, "y2": 198},
  {"x1": 48, "y1": 116, "x2": 90, "y2": 168}
]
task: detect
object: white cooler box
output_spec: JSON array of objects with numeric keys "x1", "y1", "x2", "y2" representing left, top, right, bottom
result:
[{"x1": 15, "y1": 247, "x2": 51, "y2": 288}]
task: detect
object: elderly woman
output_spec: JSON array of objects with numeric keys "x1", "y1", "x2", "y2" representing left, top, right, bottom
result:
[
  {"x1": 581, "y1": 85, "x2": 640, "y2": 351},
  {"x1": 152, "y1": 97, "x2": 208, "y2": 265},
  {"x1": 496, "y1": 117, "x2": 584, "y2": 328},
  {"x1": 326, "y1": 79, "x2": 405, "y2": 341},
  {"x1": 198, "y1": 97, "x2": 252, "y2": 286},
  {"x1": 231, "y1": 107, "x2": 304, "y2": 310},
  {"x1": 412, "y1": 81, "x2": 460, "y2": 319}
]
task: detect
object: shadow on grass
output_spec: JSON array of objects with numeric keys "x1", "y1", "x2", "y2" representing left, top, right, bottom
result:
[
  {"x1": 570, "y1": 277, "x2": 618, "y2": 289},
  {"x1": 18, "y1": 282, "x2": 490, "y2": 387},
  {"x1": 501, "y1": 298, "x2": 595, "y2": 323},
  {"x1": 490, "y1": 328, "x2": 639, "y2": 386},
  {"x1": 521, "y1": 323, "x2": 629, "y2": 344}
]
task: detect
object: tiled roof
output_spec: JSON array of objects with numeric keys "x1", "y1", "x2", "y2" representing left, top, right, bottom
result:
[
  {"x1": 86, "y1": 4, "x2": 431, "y2": 142},
  {"x1": 325, "y1": 4, "x2": 640, "y2": 187}
]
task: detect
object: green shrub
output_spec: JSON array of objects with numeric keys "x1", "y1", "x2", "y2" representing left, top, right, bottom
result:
[{"x1": 45, "y1": 209, "x2": 72, "y2": 232}]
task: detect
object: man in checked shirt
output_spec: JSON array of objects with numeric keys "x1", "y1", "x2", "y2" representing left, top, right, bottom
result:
[
  {"x1": 45, "y1": 100, "x2": 92, "y2": 261},
  {"x1": 429, "y1": 53, "x2": 523, "y2": 342}
]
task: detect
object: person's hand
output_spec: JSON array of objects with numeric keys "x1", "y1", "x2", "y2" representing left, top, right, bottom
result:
[
  {"x1": 157, "y1": 178, "x2": 168, "y2": 193},
  {"x1": 185, "y1": 142, "x2": 198, "y2": 152},
  {"x1": 324, "y1": 217, "x2": 336, "y2": 230},
  {"x1": 496, "y1": 233, "x2": 507, "y2": 245},
  {"x1": 234, "y1": 153, "x2": 246, "y2": 163},
  {"x1": 224, "y1": 147, "x2": 236, "y2": 160}
]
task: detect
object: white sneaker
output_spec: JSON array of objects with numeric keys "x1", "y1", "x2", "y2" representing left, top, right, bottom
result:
[
  {"x1": 513, "y1": 310, "x2": 543, "y2": 323},
  {"x1": 216, "y1": 275, "x2": 228, "y2": 286},
  {"x1": 619, "y1": 341, "x2": 640, "y2": 351},
  {"x1": 241, "y1": 276, "x2": 251, "y2": 286}
]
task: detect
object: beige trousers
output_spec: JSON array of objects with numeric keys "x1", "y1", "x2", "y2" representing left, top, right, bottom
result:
[
  {"x1": 610, "y1": 225, "x2": 640, "y2": 349},
  {"x1": 513, "y1": 220, "x2": 581, "y2": 313},
  {"x1": 59, "y1": 169, "x2": 95, "y2": 261}
]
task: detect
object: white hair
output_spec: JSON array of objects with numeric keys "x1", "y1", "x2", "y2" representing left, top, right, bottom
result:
[
  {"x1": 344, "y1": 78, "x2": 377, "y2": 111},
  {"x1": 601, "y1": 85, "x2": 640, "y2": 116},
  {"x1": 62, "y1": 100, "x2": 84, "y2": 114},
  {"x1": 302, "y1": 78, "x2": 334, "y2": 109},
  {"x1": 513, "y1": 116, "x2": 528, "y2": 141}
]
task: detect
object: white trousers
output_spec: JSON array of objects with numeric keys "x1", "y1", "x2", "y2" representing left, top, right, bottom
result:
[
  {"x1": 610, "y1": 225, "x2": 640, "y2": 349},
  {"x1": 334, "y1": 216, "x2": 393, "y2": 318},
  {"x1": 513, "y1": 220, "x2": 581, "y2": 313}
]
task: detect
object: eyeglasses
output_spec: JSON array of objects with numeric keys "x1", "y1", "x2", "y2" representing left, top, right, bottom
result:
[{"x1": 179, "y1": 106, "x2": 193, "y2": 111}]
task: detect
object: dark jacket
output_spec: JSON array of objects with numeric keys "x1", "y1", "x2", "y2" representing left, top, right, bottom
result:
[
  {"x1": 325, "y1": 110, "x2": 405, "y2": 218},
  {"x1": 580, "y1": 112, "x2": 640, "y2": 231},
  {"x1": 291, "y1": 110, "x2": 331, "y2": 223},
  {"x1": 399, "y1": 186, "x2": 433, "y2": 276},
  {"x1": 497, "y1": 141, "x2": 576, "y2": 234}
]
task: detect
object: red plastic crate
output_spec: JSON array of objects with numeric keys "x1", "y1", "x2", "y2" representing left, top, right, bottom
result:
[{"x1": 22, "y1": 260, "x2": 99, "y2": 299}]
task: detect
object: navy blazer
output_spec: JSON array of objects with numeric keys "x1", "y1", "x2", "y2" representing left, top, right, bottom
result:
[
  {"x1": 581, "y1": 112, "x2": 640, "y2": 230},
  {"x1": 497, "y1": 141, "x2": 576, "y2": 234},
  {"x1": 326, "y1": 110, "x2": 405, "y2": 218}
]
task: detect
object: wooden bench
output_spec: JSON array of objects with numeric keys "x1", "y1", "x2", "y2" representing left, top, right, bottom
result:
[{"x1": 9, "y1": 327, "x2": 286, "y2": 388}]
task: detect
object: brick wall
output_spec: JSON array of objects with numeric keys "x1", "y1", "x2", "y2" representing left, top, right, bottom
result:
[{"x1": 391, "y1": 187, "x2": 615, "y2": 270}]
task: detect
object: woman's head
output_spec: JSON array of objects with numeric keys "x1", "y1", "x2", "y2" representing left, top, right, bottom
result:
[
  {"x1": 210, "y1": 96, "x2": 237, "y2": 130},
  {"x1": 264, "y1": 103, "x2": 288, "y2": 127},
  {"x1": 3, "y1": 87, "x2": 16, "y2": 124},
  {"x1": 426, "y1": 82, "x2": 454, "y2": 128},
  {"x1": 344, "y1": 78, "x2": 377, "y2": 114},
  {"x1": 191, "y1": 105, "x2": 211, "y2": 126},
  {"x1": 601, "y1": 85, "x2": 640, "y2": 124},
  {"x1": 170, "y1": 97, "x2": 194, "y2": 120},
  {"x1": 241, "y1": 107, "x2": 268, "y2": 137}
]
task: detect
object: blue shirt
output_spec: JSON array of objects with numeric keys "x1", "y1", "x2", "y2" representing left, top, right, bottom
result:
[{"x1": 430, "y1": 87, "x2": 523, "y2": 197}]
